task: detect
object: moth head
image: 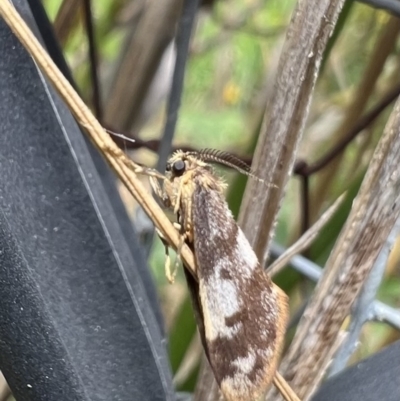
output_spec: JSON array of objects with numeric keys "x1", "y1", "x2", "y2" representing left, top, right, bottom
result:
[
  {"x1": 165, "y1": 150, "x2": 209, "y2": 179},
  {"x1": 165, "y1": 149, "x2": 265, "y2": 186}
]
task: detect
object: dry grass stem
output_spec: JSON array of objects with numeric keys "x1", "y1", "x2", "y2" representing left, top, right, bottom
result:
[
  {"x1": 267, "y1": 195, "x2": 344, "y2": 277},
  {"x1": 273, "y1": 372, "x2": 301, "y2": 401},
  {"x1": 239, "y1": 0, "x2": 346, "y2": 263}
]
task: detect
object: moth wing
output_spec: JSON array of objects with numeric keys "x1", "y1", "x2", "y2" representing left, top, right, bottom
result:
[{"x1": 191, "y1": 183, "x2": 288, "y2": 401}]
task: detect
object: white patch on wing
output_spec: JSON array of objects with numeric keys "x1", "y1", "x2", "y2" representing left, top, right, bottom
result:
[
  {"x1": 235, "y1": 229, "x2": 259, "y2": 277},
  {"x1": 200, "y1": 256, "x2": 243, "y2": 341},
  {"x1": 232, "y1": 351, "x2": 256, "y2": 374},
  {"x1": 221, "y1": 351, "x2": 266, "y2": 401},
  {"x1": 216, "y1": 274, "x2": 241, "y2": 316},
  {"x1": 198, "y1": 226, "x2": 262, "y2": 342}
]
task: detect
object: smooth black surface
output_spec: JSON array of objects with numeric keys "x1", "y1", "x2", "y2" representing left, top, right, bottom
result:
[
  {"x1": 311, "y1": 340, "x2": 400, "y2": 401},
  {"x1": 0, "y1": 1, "x2": 174, "y2": 400}
]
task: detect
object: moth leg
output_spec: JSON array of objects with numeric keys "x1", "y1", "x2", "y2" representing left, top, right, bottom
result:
[
  {"x1": 155, "y1": 223, "x2": 184, "y2": 284},
  {"x1": 149, "y1": 176, "x2": 165, "y2": 200},
  {"x1": 164, "y1": 243, "x2": 174, "y2": 284},
  {"x1": 164, "y1": 220, "x2": 186, "y2": 283},
  {"x1": 173, "y1": 180, "x2": 185, "y2": 215},
  {"x1": 155, "y1": 228, "x2": 175, "y2": 284},
  {"x1": 171, "y1": 232, "x2": 188, "y2": 283},
  {"x1": 173, "y1": 172, "x2": 193, "y2": 215},
  {"x1": 131, "y1": 163, "x2": 165, "y2": 179}
]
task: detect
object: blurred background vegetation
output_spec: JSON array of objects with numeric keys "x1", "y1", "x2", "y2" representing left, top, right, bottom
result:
[{"x1": 39, "y1": 0, "x2": 400, "y2": 395}]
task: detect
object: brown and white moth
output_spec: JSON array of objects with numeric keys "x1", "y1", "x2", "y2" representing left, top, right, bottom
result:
[{"x1": 151, "y1": 149, "x2": 288, "y2": 401}]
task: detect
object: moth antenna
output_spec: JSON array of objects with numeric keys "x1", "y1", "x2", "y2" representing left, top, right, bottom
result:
[{"x1": 188, "y1": 148, "x2": 265, "y2": 184}]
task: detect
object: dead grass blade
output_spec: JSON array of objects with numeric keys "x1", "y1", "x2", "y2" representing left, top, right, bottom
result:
[
  {"x1": 238, "y1": 0, "x2": 346, "y2": 263},
  {"x1": 267, "y1": 195, "x2": 344, "y2": 277}
]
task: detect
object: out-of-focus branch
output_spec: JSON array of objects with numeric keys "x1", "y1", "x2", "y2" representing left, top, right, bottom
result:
[
  {"x1": 311, "y1": 17, "x2": 400, "y2": 217},
  {"x1": 156, "y1": 0, "x2": 200, "y2": 172},
  {"x1": 53, "y1": 0, "x2": 80, "y2": 45},
  {"x1": 295, "y1": 80, "x2": 400, "y2": 176},
  {"x1": 82, "y1": 0, "x2": 102, "y2": 120},
  {"x1": 103, "y1": 0, "x2": 184, "y2": 131},
  {"x1": 297, "y1": 80, "x2": 400, "y2": 231}
]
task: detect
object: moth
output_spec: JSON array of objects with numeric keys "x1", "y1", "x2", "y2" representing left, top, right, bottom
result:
[{"x1": 151, "y1": 149, "x2": 288, "y2": 401}]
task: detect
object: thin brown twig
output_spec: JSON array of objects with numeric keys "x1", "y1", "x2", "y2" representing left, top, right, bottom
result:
[
  {"x1": 295, "y1": 80, "x2": 400, "y2": 176},
  {"x1": 300, "y1": 172, "x2": 310, "y2": 235},
  {"x1": 311, "y1": 18, "x2": 400, "y2": 215}
]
